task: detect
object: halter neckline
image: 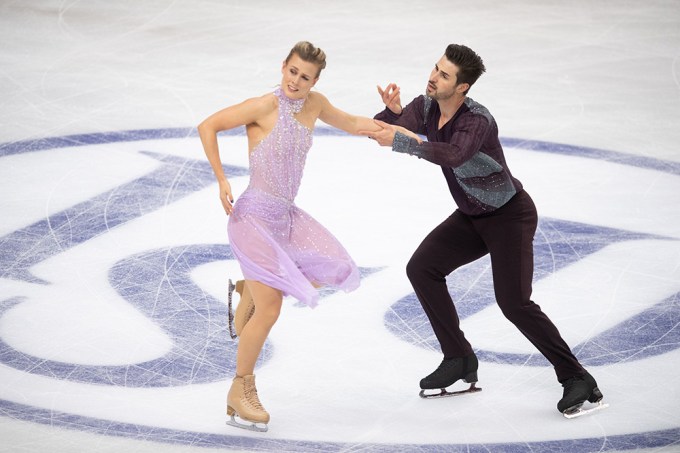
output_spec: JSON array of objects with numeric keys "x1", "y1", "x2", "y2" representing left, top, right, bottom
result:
[{"x1": 275, "y1": 87, "x2": 305, "y2": 114}]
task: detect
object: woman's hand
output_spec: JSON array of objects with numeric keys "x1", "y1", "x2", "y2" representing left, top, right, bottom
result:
[
  {"x1": 219, "y1": 179, "x2": 234, "y2": 215},
  {"x1": 360, "y1": 120, "x2": 422, "y2": 147}
]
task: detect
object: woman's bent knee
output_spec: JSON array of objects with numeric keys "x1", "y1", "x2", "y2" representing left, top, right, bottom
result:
[{"x1": 254, "y1": 299, "x2": 281, "y2": 325}]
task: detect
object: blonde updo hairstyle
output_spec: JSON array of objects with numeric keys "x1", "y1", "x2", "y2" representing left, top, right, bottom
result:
[{"x1": 285, "y1": 41, "x2": 327, "y2": 78}]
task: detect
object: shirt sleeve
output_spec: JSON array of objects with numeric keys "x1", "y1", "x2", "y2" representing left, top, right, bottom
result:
[
  {"x1": 374, "y1": 96, "x2": 427, "y2": 135},
  {"x1": 392, "y1": 112, "x2": 492, "y2": 168}
]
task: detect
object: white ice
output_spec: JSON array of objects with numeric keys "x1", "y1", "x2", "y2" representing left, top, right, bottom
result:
[{"x1": 1, "y1": 1, "x2": 679, "y2": 452}]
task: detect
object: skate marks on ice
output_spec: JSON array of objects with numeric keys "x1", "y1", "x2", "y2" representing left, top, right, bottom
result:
[
  {"x1": 0, "y1": 130, "x2": 678, "y2": 450},
  {"x1": 384, "y1": 138, "x2": 680, "y2": 370},
  {"x1": 384, "y1": 217, "x2": 679, "y2": 367},
  {"x1": 0, "y1": 135, "x2": 258, "y2": 385},
  {"x1": 0, "y1": 132, "x2": 382, "y2": 386}
]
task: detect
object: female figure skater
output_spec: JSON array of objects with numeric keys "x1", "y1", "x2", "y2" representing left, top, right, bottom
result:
[{"x1": 198, "y1": 41, "x2": 408, "y2": 431}]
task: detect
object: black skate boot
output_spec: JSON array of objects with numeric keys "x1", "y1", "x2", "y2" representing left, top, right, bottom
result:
[
  {"x1": 419, "y1": 352, "x2": 481, "y2": 398},
  {"x1": 557, "y1": 372, "x2": 608, "y2": 418}
]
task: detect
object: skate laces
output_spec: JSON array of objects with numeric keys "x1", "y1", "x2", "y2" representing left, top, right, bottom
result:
[
  {"x1": 561, "y1": 375, "x2": 585, "y2": 389},
  {"x1": 434, "y1": 358, "x2": 458, "y2": 374},
  {"x1": 243, "y1": 380, "x2": 265, "y2": 411}
]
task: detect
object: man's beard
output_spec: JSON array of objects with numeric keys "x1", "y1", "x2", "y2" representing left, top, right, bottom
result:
[{"x1": 426, "y1": 85, "x2": 455, "y2": 101}]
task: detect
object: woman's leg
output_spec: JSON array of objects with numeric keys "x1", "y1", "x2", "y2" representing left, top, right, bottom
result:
[
  {"x1": 227, "y1": 280, "x2": 283, "y2": 428},
  {"x1": 235, "y1": 280, "x2": 283, "y2": 377}
]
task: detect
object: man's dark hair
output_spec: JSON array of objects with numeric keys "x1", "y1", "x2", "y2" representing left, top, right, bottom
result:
[{"x1": 445, "y1": 44, "x2": 486, "y2": 94}]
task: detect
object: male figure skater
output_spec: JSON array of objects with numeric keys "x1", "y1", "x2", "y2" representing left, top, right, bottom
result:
[{"x1": 364, "y1": 44, "x2": 606, "y2": 418}]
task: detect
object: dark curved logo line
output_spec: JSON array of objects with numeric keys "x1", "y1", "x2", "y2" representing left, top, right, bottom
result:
[{"x1": 0, "y1": 127, "x2": 678, "y2": 451}]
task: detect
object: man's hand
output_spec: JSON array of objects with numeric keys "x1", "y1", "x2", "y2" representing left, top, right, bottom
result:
[
  {"x1": 377, "y1": 83, "x2": 402, "y2": 115},
  {"x1": 359, "y1": 119, "x2": 397, "y2": 146},
  {"x1": 360, "y1": 120, "x2": 424, "y2": 148}
]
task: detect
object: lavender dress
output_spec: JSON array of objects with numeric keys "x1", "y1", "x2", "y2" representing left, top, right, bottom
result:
[{"x1": 227, "y1": 88, "x2": 360, "y2": 307}]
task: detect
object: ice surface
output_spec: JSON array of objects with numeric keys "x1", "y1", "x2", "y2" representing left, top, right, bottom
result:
[{"x1": 1, "y1": 1, "x2": 679, "y2": 452}]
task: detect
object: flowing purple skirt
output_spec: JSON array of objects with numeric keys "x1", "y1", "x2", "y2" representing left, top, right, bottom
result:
[{"x1": 227, "y1": 188, "x2": 360, "y2": 308}]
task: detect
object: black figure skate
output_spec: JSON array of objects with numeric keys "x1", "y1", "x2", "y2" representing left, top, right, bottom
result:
[
  {"x1": 558, "y1": 372, "x2": 608, "y2": 419},
  {"x1": 419, "y1": 352, "x2": 481, "y2": 399}
]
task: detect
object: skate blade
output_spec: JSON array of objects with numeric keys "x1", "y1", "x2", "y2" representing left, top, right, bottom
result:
[
  {"x1": 563, "y1": 400, "x2": 609, "y2": 419},
  {"x1": 227, "y1": 279, "x2": 237, "y2": 340},
  {"x1": 226, "y1": 414, "x2": 268, "y2": 432},
  {"x1": 419, "y1": 382, "x2": 482, "y2": 399}
]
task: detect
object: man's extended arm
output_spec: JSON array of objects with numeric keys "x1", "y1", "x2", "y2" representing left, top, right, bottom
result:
[
  {"x1": 373, "y1": 97, "x2": 493, "y2": 168},
  {"x1": 391, "y1": 113, "x2": 492, "y2": 168}
]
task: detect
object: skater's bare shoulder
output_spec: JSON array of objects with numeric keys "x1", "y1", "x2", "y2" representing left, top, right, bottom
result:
[{"x1": 198, "y1": 93, "x2": 277, "y2": 134}]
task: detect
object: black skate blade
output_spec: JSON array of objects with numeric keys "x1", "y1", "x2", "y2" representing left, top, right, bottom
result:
[
  {"x1": 563, "y1": 400, "x2": 609, "y2": 419},
  {"x1": 419, "y1": 382, "x2": 482, "y2": 399},
  {"x1": 227, "y1": 279, "x2": 237, "y2": 340},
  {"x1": 226, "y1": 414, "x2": 269, "y2": 432}
]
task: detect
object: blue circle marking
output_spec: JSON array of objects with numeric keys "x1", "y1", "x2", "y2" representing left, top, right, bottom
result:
[{"x1": 1, "y1": 127, "x2": 678, "y2": 451}]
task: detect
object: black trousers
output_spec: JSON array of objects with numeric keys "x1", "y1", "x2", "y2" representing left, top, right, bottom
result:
[{"x1": 406, "y1": 190, "x2": 585, "y2": 382}]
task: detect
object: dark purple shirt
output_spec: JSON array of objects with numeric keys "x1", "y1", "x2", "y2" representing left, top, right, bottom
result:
[{"x1": 375, "y1": 95, "x2": 523, "y2": 216}]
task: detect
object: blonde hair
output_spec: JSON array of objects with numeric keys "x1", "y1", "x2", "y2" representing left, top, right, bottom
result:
[{"x1": 285, "y1": 41, "x2": 327, "y2": 77}]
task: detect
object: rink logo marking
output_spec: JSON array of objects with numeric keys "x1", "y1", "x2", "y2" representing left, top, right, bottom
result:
[
  {"x1": 385, "y1": 218, "x2": 679, "y2": 366},
  {"x1": 2, "y1": 126, "x2": 679, "y2": 175},
  {"x1": 0, "y1": 127, "x2": 678, "y2": 450}
]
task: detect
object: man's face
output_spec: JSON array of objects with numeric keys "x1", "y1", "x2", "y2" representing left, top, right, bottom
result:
[{"x1": 426, "y1": 55, "x2": 466, "y2": 101}]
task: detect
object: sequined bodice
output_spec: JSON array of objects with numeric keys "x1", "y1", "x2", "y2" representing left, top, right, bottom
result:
[
  {"x1": 228, "y1": 88, "x2": 359, "y2": 307},
  {"x1": 247, "y1": 88, "x2": 313, "y2": 202}
]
